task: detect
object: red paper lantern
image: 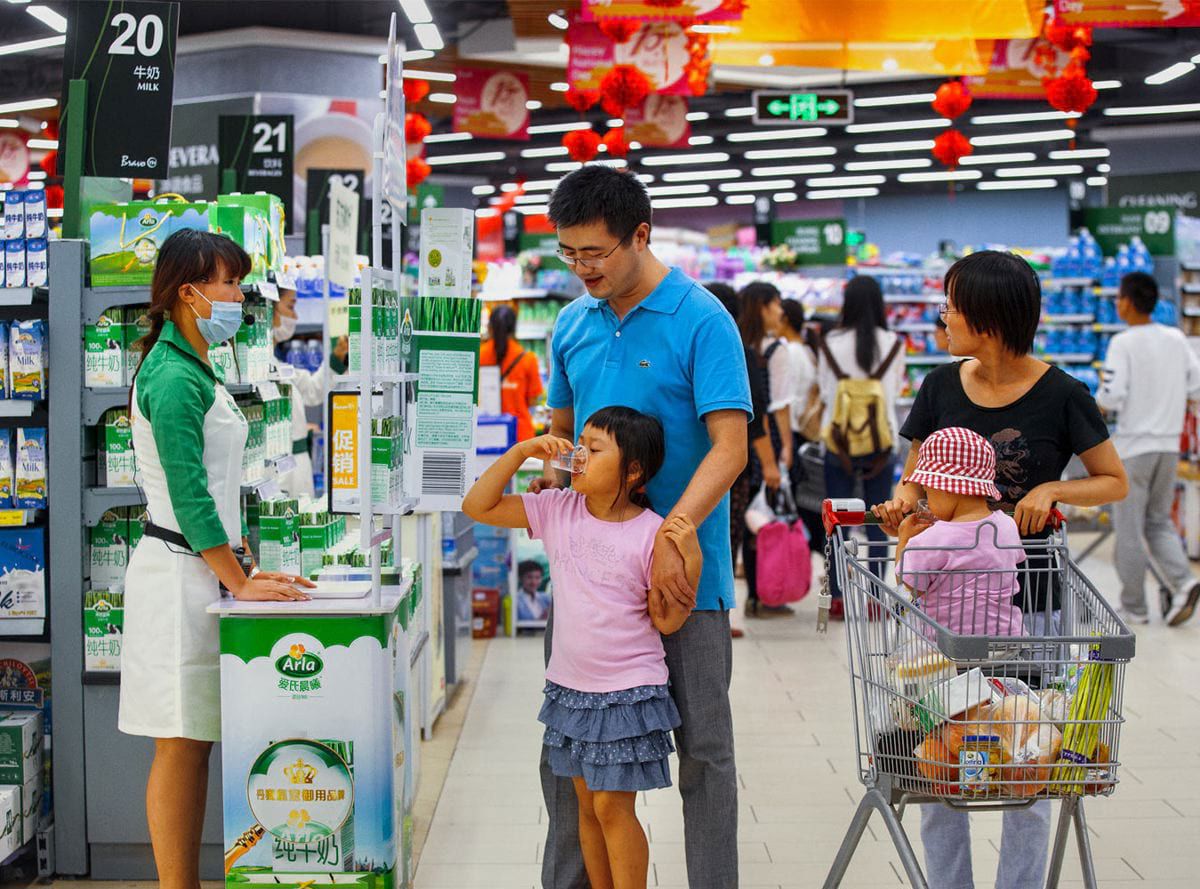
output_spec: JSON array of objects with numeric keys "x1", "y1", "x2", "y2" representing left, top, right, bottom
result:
[
  {"x1": 403, "y1": 78, "x2": 430, "y2": 105},
  {"x1": 599, "y1": 64, "x2": 652, "y2": 114},
  {"x1": 1045, "y1": 72, "x2": 1097, "y2": 116},
  {"x1": 1045, "y1": 20, "x2": 1092, "y2": 52},
  {"x1": 405, "y1": 112, "x2": 432, "y2": 144},
  {"x1": 599, "y1": 19, "x2": 641, "y2": 43},
  {"x1": 602, "y1": 127, "x2": 628, "y2": 158},
  {"x1": 931, "y1": 80, "x2": 972, "y2": 120},
  {"x1": 684, "y1": 32, "x2": 711, "y2": 97},
  {"x1": 407, "y1": 156, "x2": 431, "y2": 188},
  {"x1": 565, "y1": 87, "x2": 600, "y2": 113},
  {"x1": 39, "y1": 150, "x2": 57, "y2": 178},
  {"x1": 932, "y1": 129, "x2": 973, "y2": 169},
  {"x1": 562, "y1": 129, "x2": 601, "y2": 163},
  {"x1": 44, "y1": 184, "x2": 63, "y2": 210}
]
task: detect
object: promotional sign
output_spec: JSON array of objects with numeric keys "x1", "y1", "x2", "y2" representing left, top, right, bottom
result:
[
  {"x1": 966, "y1": 39, "x2": 1070, "y2": 99},
  {"x1": 218, "y1": 114, "x2": 295, "y2": 225},
  {"x1": 1084, "y1": 206, "x2": 1176, "y2": 257},
  {"x1": 328, "y1": 393, "x2": 360, "y2": 514},
  {"x1": 0, "y1": 529, "x2": 47, "y2": 637},
  {"x1": 771, "y1": 218, "x2": 848, "y2": 265},
  {"x1": 1055, "y1": 0, "x2": 1200, "y2": 27},
  {"x1": 0, "y1": 133, "x2": 30, "y2": 186},
  {"x1": 382, "y1": 14, "x2": 407, "y2": 220},
  {"x1": 623, "y1": 95, "x2": 691, "y2": 148},
  {"x1": 568, "y1": 18, "x2": 691, "y2": 95},
  {"x1": 581, "y1": 0, "x2": 742, "y2": 21},
  {"x1": 1109, "y1": 173, "x2": 1200, "y2": 215},
  {"x1": 753, "y1": 90, "x2": 853, "y2": 126},
  {"x1": 63, "y1": 0, "x2": 180, "y2": 177},
  {"x1": 452, "y1": 68, "x2": 530, "y2": 141},
  {"x1": 328, "y1": 180, "x2": 360, "y2": 289}
]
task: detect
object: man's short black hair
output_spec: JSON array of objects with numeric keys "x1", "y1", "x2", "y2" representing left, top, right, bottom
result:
[
  {"x1": 548, "y1": 165, "x2": 652, "y2": 241},
  {"x1": 1120, "y1": 271, "x2": 1158, "y2": 315},
  {"x1": 518, "y1": 560, "x2": 543, "y2": 579},
  {"x1": 944, "y1": 250, "x2": 1041, "y2": 356}
]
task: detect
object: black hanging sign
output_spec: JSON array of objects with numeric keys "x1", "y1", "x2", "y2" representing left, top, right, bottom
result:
[
  {"x1": 218, "y1": 114, "x2": 295, "y2": 222},
  {"x1": 62, "y1": 0, "x2": 181, "y2": 178}
]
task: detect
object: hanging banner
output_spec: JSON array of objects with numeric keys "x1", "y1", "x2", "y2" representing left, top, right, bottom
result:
[
  {"x1": 452, "y1": 68, "x2": 531, "y2": 141},
  {"x1": 328, "y1": 180, "x2": 360, "y2": 289},
  {"x1": 568, "y1": 18, "x2": 690, "y2": 95},
  {"x1": 966, "y1": 39, "x2": 1068, "y2": 99},
  {"x1": 217, "y1": 114, "x2": 295, "y2": 222},
  {"x1": 581, "y1": 0, "x2": 743, "y2": 22},
  {"x1": 1054, "y1": 0, "x2": 1200, "y2": 27},
  {"x1": 623, "y1": 95, "x2": 691, "y2": 148},
  {"x1": 62, "y1": 0, "x2": 181, "y2": 178}
]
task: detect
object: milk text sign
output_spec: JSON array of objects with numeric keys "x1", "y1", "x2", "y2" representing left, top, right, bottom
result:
[
  {"x1": 753, "y1": 90, "x2": 854, "y2": 126},
  {"x1": 63, "y1": 0, "x2": 181, "y2": 177}
]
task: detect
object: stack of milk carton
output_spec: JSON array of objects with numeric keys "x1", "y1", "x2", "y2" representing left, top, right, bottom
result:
[
  {"x1": 2, "y1": 190, "x2": 48, "y2": 290},
  {"x1": 0, "y1": 710, "x2": 43, "y2": 857}
]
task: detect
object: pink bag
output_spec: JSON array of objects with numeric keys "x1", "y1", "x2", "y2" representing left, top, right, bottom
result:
[{"x1": 756, "y1": 487, "x2": 813, "y2": 606}]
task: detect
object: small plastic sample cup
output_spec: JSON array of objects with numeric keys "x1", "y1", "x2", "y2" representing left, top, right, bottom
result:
[
  {"x1": 550, "y1": 445, "x2": 588, "y2": 475},
  {"x1": 914, "y1": 499, "x2": 937, "y2": 522}
]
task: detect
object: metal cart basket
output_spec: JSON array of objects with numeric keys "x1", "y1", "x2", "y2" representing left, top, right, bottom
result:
[{"x1": 818, "y1": 499, "x2": 1136, "y2": 889}]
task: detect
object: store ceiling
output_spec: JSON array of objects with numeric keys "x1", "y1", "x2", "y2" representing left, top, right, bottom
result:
[{"x1": 2, "y1": 1, "x2": 1199, "y2": 201}]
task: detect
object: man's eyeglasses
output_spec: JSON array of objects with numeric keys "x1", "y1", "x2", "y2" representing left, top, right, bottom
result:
[
  {"x1": 938, "y1": 301, "x2": 958, "y2": 317},
  {"x1": 556, "y1": 225, "x2": 639, "y2": 270}
]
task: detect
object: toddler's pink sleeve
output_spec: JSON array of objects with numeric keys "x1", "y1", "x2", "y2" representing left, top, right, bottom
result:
[{"x1": 897, "y1": 531, "x2": 950, "y2": 592}]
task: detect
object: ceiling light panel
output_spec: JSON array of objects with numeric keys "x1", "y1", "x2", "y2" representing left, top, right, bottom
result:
[
  {"x1": 773, "y1": 192, "x2": 798, "y2": 202},
  {"x1": 25, "y1": 5, "x2": 68, "y2": 32},
  {"x1": 750, "y1": 163, "x2": 836, "y2": 176},
  {"x1": 844, "y1": 158, "x2": 932, "y2": 171},
  {"x1": 640, "y1": 151, "x2": 730, "y2": 166},
  {"x1": 1103, "y1": 102, "x2": 1200, "y2": 116},
  {"x1": 424, "y1": 132, "x2": 472, "y2": 143},
  {"x1": 404, "y1": 69, "x2": 455, "y2": 82},
  {"x1": 977, "y1": 179, "x2": 1058, "y2": 190},
  {"x1": 994, "y1": 164, "x2": 1084, "y2": 177},
  {"x1": 727, "y1": 127, "x2": 826, "y2": 142},
  {"x1": 528, "y1": 121, "x2": 593, "y2": 134},
  {"x1": 725, "y1": 195, "x2": 756, "y2": 204},
  {"x1": 853, "y1": 93, "x2": 936, "y2": 107},
  {"x1": 806, "y1": 174, "x2": 886, "y2": 187},
  {"x1": 957, "y1": 152, "x2": 1037, "y2": 165},
  {"x1": 651, "y1": 196, "x2": 719, "y2": 209},
  {"x1": 646, "y1": 184, "x2": 711, "y2": 197},
  {"x1": 742, "y1": 146, "x2": 837, "y2": 160},
  {"x1": 970, "y1": 110, "x2": 1079, "y2": 125},
  {"x1": 969, "y1": 129, "x2": 1074, "y2": 146},
  {"x1": 718, "y1": 179, "x2": 796, "y2": 192},
  {"x1": 1087, "y1": 177, "x2": 1107, "y2": 186},
  {"x1": 897, "y1": 169, "x2": 982, "y2": 182},
  {"x1": 844, "y1": 118, "x2": 948, "y2": 134},
  {"x1": 426, "y1": 151, "x2": 505, "y2": 166},
  {"x1": 413, "y1": 23, "x2": 443, "y2": 50},
  {"x1": 1048, "y1": 148, "x2": 1110, "y2": 160},
  {"x1": 662, "y1": 168, "x2": 743, "y2": 182},
  {"x1": 521, "y1": 146, "x2": 568, "y2": 157},
  {"x1": 1145, "y1": 62, "x2": 1196, "y2": 85},
  {"x1": 853, "y1": 139, "x2": 936, "y2": 153},
  {"x1": 806, "y1": 187, "x2": 880, "y2": 199}
]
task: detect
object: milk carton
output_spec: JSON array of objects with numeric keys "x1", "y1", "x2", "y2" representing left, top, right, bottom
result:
[
  {"x1": 0, "y1": 429, "x2": 12, "y2": 509},
  {"x1": 4, "y1": 240, "x2": 24, "y2": 288},
  {"x1": 85, "y1": 308, "x2": 126, "y2": 388},
  {"x1": 0, "y1": 785, "x2": 18, "y2": 859},
  {"x1": 89, "y1": 510, "x2": 129, "y2": 590},
  {"x1": 83, "y1": 590, "x2": 124, "y2": 672},
  {"x1": 124, "y1": 308, "x2": 151, "y2": 385},
  {"x1": 9, "y1": 319, "x2": 46, "y2": 400},
  {"x1": 22, "y1": 189, "x2": 46, "y2": 240},
  {"x1": 25, "y1": 238, "x2": 47, "y2": 288},
  {"x1": 0, "y1": 710, "x2": 42, "y2": 785},
  {"x1": 102, "y1": 409, "x2": 137, "y2": 487},
  {"x1": 3, "y1": 191, "x2": 23, "y2": 240},
  {"x1": 14, "y1": 428, "x2": 46, "y2": 508},
  {"x1": 19, "y1": 774, "x2": 41, "y2": 844}
]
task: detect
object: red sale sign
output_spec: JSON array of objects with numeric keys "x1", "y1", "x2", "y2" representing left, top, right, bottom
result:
[
  {"x1": 453, "y1": 67, "x2": 531, "y2": 141},
  {"x1": 624, "y1": 95, "x2": 691, "y2": 148},
  {"x1": 568, "y1": 18, "x2": 690, "y2": 95}
]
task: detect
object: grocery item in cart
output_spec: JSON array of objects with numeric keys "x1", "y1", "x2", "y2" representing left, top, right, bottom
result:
[{"x1": 915, "y1": 667, "x2": 1001, "y2": 733}]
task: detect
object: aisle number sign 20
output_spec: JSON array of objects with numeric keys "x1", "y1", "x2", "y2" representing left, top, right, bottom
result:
[{"x1": 108, "y1": 12, "x2": 165, "y2": 58}]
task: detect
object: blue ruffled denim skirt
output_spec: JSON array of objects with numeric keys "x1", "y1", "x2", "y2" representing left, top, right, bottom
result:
[{"x1": 538, "y1": 680, "x2": 682, "y2": 792}]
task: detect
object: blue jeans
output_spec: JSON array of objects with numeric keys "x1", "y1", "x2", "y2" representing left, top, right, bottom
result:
[
  {"x1": 920, "y1": 801, "x2": 1052, "y2": 889},
  {"x1": 823, "y1": 451, "x2": 895, "y2": 599}
]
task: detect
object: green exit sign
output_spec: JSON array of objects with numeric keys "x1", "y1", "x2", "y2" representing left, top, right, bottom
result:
[{"x1": 753, "y1": 89, "x2": 854, "y2": 126}]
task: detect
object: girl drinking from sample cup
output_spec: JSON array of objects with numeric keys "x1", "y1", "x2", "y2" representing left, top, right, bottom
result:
[{"x1": 463, "y1": 406, "x2": 699, "y2": 889}]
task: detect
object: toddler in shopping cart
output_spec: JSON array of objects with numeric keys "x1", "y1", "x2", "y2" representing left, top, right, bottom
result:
[
  {"x1": 894, "y1": 426, "x2": 1027, "y2": 637},
  {"x1": 462, "y1": 405, "x2": 699, "y2": 889}
]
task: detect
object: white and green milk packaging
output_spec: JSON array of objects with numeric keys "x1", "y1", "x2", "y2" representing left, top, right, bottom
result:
[{"x1": 85, "y1": 308, "x2": 126, "y2": 388}]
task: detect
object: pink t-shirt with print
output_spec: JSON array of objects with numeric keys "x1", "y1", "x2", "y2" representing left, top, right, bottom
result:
[{"x1": 522, "y1": 488, "x2": 667, "y2": 693}]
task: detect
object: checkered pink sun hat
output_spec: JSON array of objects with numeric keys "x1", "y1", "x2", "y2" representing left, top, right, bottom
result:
[{"x1": 903, "y1": 426, "x2": 1001, "y2": 500}]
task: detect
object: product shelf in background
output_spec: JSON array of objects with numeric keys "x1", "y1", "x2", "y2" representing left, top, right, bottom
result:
[
  {"x1": 905, "y1": 354, "x2": 956, "y2": 365},
  {"x1": 0, "y1": 401, "x2": 35, "y2": 419},
  {"x1": 1041, "y1": 277, "x2": 1097, "y2": 288},
  {"x1": 885, "y1": 294, "x2": 944, "y2": 304},
  {"x1": 0, "y1": 287, "x2": 43, "y2": 307},
  {"x1": 1043, "y1": 314, "x2": 1096, "y2": 324},
  {"x1": 82, "y1": 486, "x2": 142, "y2": 527},
  {"x1": 81, "y1": 387, "x2": 129, "y2": 426}
]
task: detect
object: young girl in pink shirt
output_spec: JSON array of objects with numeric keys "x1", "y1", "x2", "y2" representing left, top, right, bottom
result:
[{"x1": 463, "y1": 405, "x2": 699, "y2": 889}]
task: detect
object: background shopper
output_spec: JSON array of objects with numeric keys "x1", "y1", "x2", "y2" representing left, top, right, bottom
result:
[
  {"x1": 118, "y1": 230, "x2": 312, "y2": 889},
  {"x1": 874, "y1": 249, "x2": 1127, "y2": 889},
  {"x1": 779, "y1": 297, "x2": 827, "y2": 552},
  {"x1": 480, "y1": 304, "x2": 543, "y2": 442},
  {"x1": 1097, "y1": 271, "x2": 1200, "y2": 626}
]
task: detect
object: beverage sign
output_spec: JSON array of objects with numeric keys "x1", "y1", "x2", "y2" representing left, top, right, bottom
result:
[
  {"x1": 62, "y1": 0, "x2": 181, "y2": 177},
  {"x1": 218, "y1": 114, "x2": 295, "y2": 224},
  {"x1": 771, "y1": 218, "x2": 848, "y2": 265},
  {"x1": 754, "y1": 90, "x2": 853, "y2": 126},
  {"x1": 453, "y1": 67, "x2": 531, "y2": 141},
  {"x1": 1083, "y1": 206, "x2": 1176, "y2": 257}
]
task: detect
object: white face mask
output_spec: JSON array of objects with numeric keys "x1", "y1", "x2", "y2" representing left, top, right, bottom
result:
[{"x1": 273, "y1": 313, "x2": 298, "y2": 343}]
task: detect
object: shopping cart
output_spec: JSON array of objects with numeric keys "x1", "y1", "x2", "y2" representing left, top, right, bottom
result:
[{"x1": 817, "y1": 498, "x2": 1136, "y2": 889}]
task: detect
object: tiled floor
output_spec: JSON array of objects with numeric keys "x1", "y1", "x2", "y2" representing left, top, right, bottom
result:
[{"x1": 415, "y1": 532, "x2": 1200, "y2": 888}]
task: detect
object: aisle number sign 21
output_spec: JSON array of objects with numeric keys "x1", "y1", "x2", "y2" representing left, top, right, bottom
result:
[{"x1": 63, "y1": 0, "x2": 181, "y2": 178}]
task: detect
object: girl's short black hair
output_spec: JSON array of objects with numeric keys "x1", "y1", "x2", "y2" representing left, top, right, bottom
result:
[
  {"x1": 584, "y1": 405, "x2": 665, "y2": 510},
  {"x1": 944, "y1": 250, "x2": 1041, "y2": 356},
  {"x1": 1119, "y1": 271, "x2": 1158, "y2": 315},
  {"x1": 548, "y1": 165, "x2": 652, "y2": 241},
  {"x1": 780, "y1": 297, "x2": 807, "y2": 334}
]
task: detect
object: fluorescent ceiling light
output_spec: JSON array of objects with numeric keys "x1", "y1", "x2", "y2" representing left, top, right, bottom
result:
[
  {"x1": 606, "y1": 118, "x2": 624, "y2": 128},
  {"x1": 807, "y1": 174, "x2": 886, "y2": 187},
  {"x1": 724, "y1": 107, "x2": 756, "y2": 117},
  {"x1": 426, "y1": 150, "x2": 505, "y2": 166},
  {"x1": 403, "y1": 49, "x2": 435, "y2": 62},
  {"x1": 521, "y1": 146, "x2": 568, "y2": 158},
  {"x1": 958, "y1": 151, "x2": 1036, "y2": 166},
  {"x1": 718, "y1": 179, "x2": 795, "y2": 192},
  {"x1": 398, "y1": 0, "x2": 433, "y2": 23},
  {"x1": 640, "y1": 151, "x2": 730, "y2": 166},
  {"x1": 854, "y1": 139, "x2": 935, "y2": 154},
  {"x1": 854, "y1": 93, "x2": 936, "y2": 107},
  {"x1": 25, "y1": 138, "x2": 56, "y2": 149},
  {"x1": 995, "y1": 164, "x2": 1083, "y2": 177},
  {"x1": 686, "y1": 111, "x2": 710, "y2": 122},
  {"x1": 499, "y1": 182, "x2": 522, "y2": 191},
  {"x1": 1104, "y1": 102, "x2": 1200, "y2": 116},
  {"x1": 743, "y1": 146, "x2": 837, "y2": 160},
  {"x1": 25, "y1": 5, "x2": 67, "y2": 32},
  {"x1": 1145, "y1": 62, "x2": 1195, "y2": 85},
  {"x1": 517, "y1": 179, "x2": 562, "y2": 191},
  {"x1": 547, "y1": 11, "x2": 569, "y2": 29},
  {"x1": 751, "y1": 163, "x2": 836, "y2": 176},
  {"x1": 727, "y1": 127, "x2": 826, "y2": 142},
  {"x1": 546, "y1": 159, "x2": 628, "y2": 172},
  {"x1": 646, "y1": 184, "x2": 710, "y2": 197},
  {"x1": 0, "y1": 119, "x2": 17, "y2": 128},
  {"x1": 550, "y1": 82, "x2": 569, "y2": 92},
  {"x1": 807, "y1": 187, "x2": 880, "y2": 199},
  {"x1": 897, "y1": 169, "x2": 982, "y2": 182},
  {"x1": 1093, "y1": 80, "x2": 1121, "y2": 90},
  {"x1": 844, "y1": 158, "x2": 932, "y2": 172},
  {"x1": 0, "y1": 35, "x2": 65, "y2": 56},
  {"x1": 773, "y1": 192, "x2": 798, "y2": 202},
  {"x1": 969, "y1": 129, "x2": 1074, "y2": 146},
  {"x1": 725, "y1": 195, "x2": 756, "y2": 205},
  {"x1": 1087, "y1": 176, "x2": 1107, "y2": 186},
  {"x1": 1098, "y1": 163, "x2": 1111, "y2": 173},
  {"x1": 690, "y1": 23, "x2": 735, "y2": 33},
  {"x1": 475, "y1": 208, "x2": 499, "y2": 217},
  {"x1": 413, "y1": 24, "x2": 444, "y2": 51},
  {"x1": 472, "y1": 185, "x2": 495, "y2": 196},
  {"x1": 1048, "y1": 148, "x2": 1109, "y2": 160},
  {"x1": 845, "y1": 118, "x2": 948, "y2": 134},
  {"x1": 515, "y1": 193, "x2": 552, "y2": 204},
  {"x1": 526, "y1": 100, "x2": 543, "y2": 111},
  {"x1": 528, "y1": 121, "x2": 592, "y2": 134},
  {"x1": 429, "y1": 93, "x2": 456, "y2": 104},
  {"x1": 516, "y1": 205, "x2": 551, "y2": 215},
  {"x1": 651, "y1": 196, "x2": 719, "y2": 209},
  {"x1": 662, "y1": 168, "x2": 742, "y2": 182},
  {"x1": 404, "y1": 69, "x2": 455, "y2": 82},
  {"x1": 636, "y1": 174, "x2": 654, "y2": 183},
  {"x1": 425, "y1": 132, "x2": 472, "y2": 144},
  {"x1": 689, "y1": 135, "x2": 714, "y2": 146},
  {"x1": 977, "y1": 179, "x2": 1058, "y2": 190},
  {"x1": 26, "y1": 170, "x2": 45, "y2": 180},
  {"x1": 970, "y1": 110, "x2": 1079, "y2": 125},
  {"x1": 0, "y1": 97, "x2": 54, "y2": 114}
]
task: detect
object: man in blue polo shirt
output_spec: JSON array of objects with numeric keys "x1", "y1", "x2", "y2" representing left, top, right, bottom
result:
[{"x1": 536, "y1": 165, "x2": 751, "y2": 888}]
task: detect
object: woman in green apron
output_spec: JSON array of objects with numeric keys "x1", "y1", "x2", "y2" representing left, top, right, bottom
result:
[{"x1": 118, "y1": 229, "x2": 313, "y2": 889}]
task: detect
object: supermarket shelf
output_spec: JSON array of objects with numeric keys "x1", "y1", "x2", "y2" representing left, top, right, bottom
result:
[
  {"x1": 516, "y1": 324, "x2": 552, "y2": 339},
  {"x1": 83, "y1": 486, "x2": 143, "y2": 527},
  {"x1": 481, "y1": 288, "x2": 566, "y2": 302},
  {"x1": 885, "y1": 294, "x2": 943, "y2": 304},
  {"x1": 333, "y1": 372, "x2": 420, "y2": 390},
  {"x1": 1043, "y1": 314, "x2": 1095, "y2": 324},
  {"x1": 81, "y1": 671, "x2": 121, "y2": 686},
  {"x1": 1095, "y1": 286, "x2": 1119, "y2": 297},
  {"x1": 82, "y1": 386, "x2": 128, "y2": 425},
  {"x1": 894, "y1": 322, "x2": 935, "y2": 333},
  {"x1": 896, "y1": 397, "x2": 915, "y2": 408},
  {"x1": 1182, "y1": 283, "x2": 1200, "y2": 295},
  {"x1": 0, "y1": 286, "x2": 43, "y2": 306},
  {"x1": 905, "y1": 353, "x2": 955, "y2": 365},
  {"x1": 0, "y1": 399, "x2": 35, "y2": 418},
  {"x1": 1094, "y1": 323, "x2": 1127, "y2": 333},
  {"x1": 1041, "y1": 277, "x2": 1096, "y2": 288},
  {"x1": 294, "y1": 322, "x2": 324, "y2": 335},
  {"x1": 84, "y1": 282, "x2": 277, "y2": 323},
  {"x1": 1043, "y1": 353, "x2": 1096, "y2": 364}
]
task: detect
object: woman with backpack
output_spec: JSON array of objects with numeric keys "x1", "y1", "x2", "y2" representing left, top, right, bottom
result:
[
  {"x1": 480, "y1": 305, "x2": 543, "y2": 442},
  {"x1": 817, "y1": 275, "x2": 906, "y2": 619}
]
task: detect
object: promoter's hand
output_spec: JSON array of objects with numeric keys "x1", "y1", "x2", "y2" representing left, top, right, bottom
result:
[
  {"x1": 1014, "y1": 483, "x2": 1058, "y2": 536},
  {"x1": 519, "y1": 434, "x2": 575, "y2": 462},
  {"x1": 256, "y1": 571, "x2": 317, "y2": 589},
  {"x1": 652, "y1": 531, "x2": 697, "y2": 610},
  {"x1": 233, "y1": 575, "x2": 312, "y2": 602},
  {"x1": 872, "y1": 496, "x2": 916, "y2": 537}
]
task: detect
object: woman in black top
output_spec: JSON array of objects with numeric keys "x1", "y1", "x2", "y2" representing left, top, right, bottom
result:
[{"x1": 873, "y1": 250, "x2": 1127, "y2": 889}]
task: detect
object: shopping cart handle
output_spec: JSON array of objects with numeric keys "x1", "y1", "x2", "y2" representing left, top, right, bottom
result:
[{"x1": 821, "y1": 498, "x2": 1065, "y2": 532}]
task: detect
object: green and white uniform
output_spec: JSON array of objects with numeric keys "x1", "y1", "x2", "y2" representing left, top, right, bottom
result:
[{"x1": 118, "y1": 321, "x2": 247, "y2": 742}]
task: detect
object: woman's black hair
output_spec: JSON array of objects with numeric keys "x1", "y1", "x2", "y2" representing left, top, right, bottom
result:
[
  {"x1": 839, "y1": 275, "x2": 888, "y2": 373},
  {"x1": 488, "y1": 305, "x2": 517, "y2": 366},
  {"x1": 943, "y1": 250, "x2": 1041, "y2": 356},
  {"x1": 584, "y1": 405, "x2": 665, "y2": 510},
  {"x1": 780, "y1": 297, "x2": 807, "y2": 335},
  {"x1": 704, "y1": 281, "x2": 739, "y2": 318},
  {"x1": 736, "y1": 281, "x2": 782, "y2": 357}
]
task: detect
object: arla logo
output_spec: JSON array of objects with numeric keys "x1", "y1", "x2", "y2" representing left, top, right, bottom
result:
[{"x1": 275, "y1": 642, "x2": 324, "y2": 679}]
